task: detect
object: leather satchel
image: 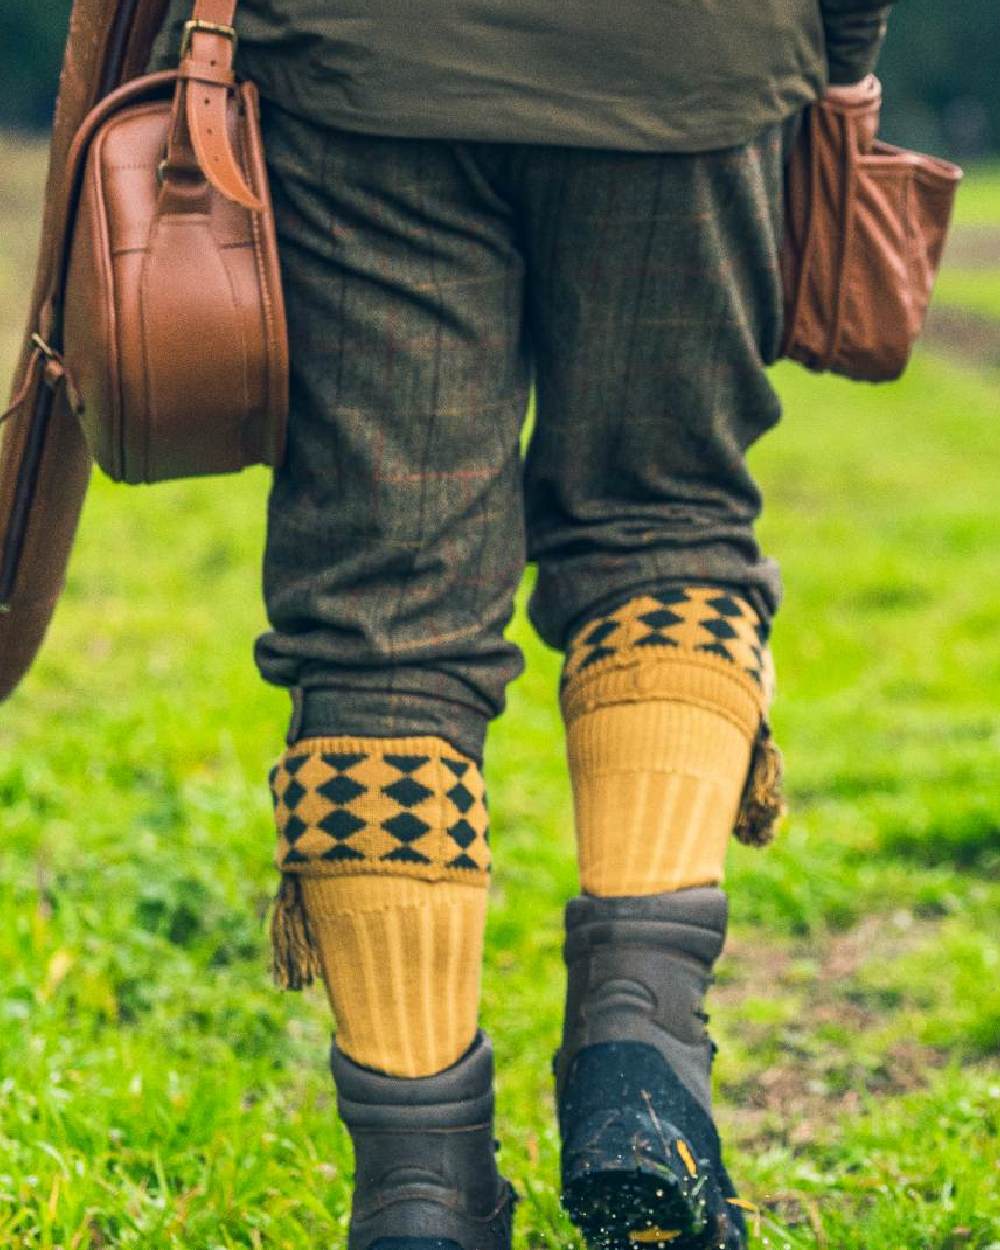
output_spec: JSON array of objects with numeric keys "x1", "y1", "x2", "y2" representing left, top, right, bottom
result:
[
  {"x1": 0, "y1": 0, "x2": 285, "y2": 700},
  {"x1": 780, "y1": 74, "x2": 963, "y2": 382},
  {"x1": 60, "y1": 0, "x2": 288, "y2": 482},
  {"x1": 1, "y1": 0, "x2": 170, "y2": 700}
]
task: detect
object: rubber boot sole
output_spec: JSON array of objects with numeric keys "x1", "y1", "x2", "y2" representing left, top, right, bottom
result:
[
  {"x1": 556, "y1": 1045, "x2": 740, "y2": 1250},
  {"x1": 561, "y1": 1128, "x2": 718, "y2": 1250}
]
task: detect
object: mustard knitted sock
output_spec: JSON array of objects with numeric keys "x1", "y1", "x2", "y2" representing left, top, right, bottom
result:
[
  {"x1": 561, "y1": 586, "x2": 785, "y2": 896},
  {"x1": 267, "y1": 735, "x2": 491, "y2": 1077}
]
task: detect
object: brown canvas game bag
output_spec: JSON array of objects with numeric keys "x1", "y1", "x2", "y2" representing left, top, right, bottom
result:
[{"x1": 780, "y1": 74, "x2": 963, "y2": 382}]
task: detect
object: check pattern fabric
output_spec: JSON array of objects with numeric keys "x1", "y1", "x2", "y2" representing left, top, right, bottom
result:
[{"x1": 253, "y1": 100, "x2": 800, "y2": 759}]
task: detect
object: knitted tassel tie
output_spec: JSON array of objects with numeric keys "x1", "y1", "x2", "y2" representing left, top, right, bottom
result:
[
  {"x1": 733, "y1": 720, "x2": 786, "y2": 847},
  {"x1": 271, "y1": 874, "x2": 323, "y2": 990}
]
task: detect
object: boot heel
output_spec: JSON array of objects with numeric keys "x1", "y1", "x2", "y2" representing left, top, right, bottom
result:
[
  {"x1": 554, "y1": 891, "x2": 748, "y2": 1250},
  {"x1": 560, "y1": 1104, "x2": 711, "y2": 1249},
  {"x1": 330, "y1": 1029, "x2": 518, "y2": 1250}
]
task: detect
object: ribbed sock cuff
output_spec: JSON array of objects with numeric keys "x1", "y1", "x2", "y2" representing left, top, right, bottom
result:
[
  {"x1": 304, "y1": 874, "x2": 486, "y2": 1078},
  {"x1": 268, "y1": 735, "x2": 492, "y2": 992},
  {"x1": 567, "y1": 700, "x2": 753, "y2": 893},
  {"x1": 561, "y1": 587, "x2": 785, "y2": 895}
]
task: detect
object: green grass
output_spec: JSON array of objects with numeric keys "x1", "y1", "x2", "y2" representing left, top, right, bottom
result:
[
  {"x1": 928, "y1": 157, "x2": 999, "y2": 321},
  {"x1": 933, "y1": 269, "x2": 1000, "y2": 319},
  {"x1": 949, "y1": 159, "x2": 1000, "y2": 227},
  {"x1": 2, "y1": 141, "x2": 1000, "y2": 1248}
]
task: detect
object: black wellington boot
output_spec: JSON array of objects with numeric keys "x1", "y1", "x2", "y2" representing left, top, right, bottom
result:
[
  {"x1": 553, "y1": 888, "x2": 747, "y2": 1250},
  {"x1": 330, "y1": 1027, "x2": 519, "y2": 1250}
]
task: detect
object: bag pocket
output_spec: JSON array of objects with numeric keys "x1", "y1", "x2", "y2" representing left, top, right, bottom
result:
[{"x1": 835, "y1": 141, "x2": 962, "y2": 381}]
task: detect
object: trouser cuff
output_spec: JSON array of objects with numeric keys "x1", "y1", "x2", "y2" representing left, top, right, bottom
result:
[{"x1": 287, "y1": 684, "x2": 490, "y2": 764}]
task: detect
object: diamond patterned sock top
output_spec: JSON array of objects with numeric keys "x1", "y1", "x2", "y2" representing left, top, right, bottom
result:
[
  {"x1": 561, "y1": 586, "x2": 775, "y2": 741},
  {"x1": 267, "y1": 734, "x2": 492, "y2": 1074},
  {"x1": 270, "y1": 735, "x2": 491, "y2": 885},
  {"x1": 560, "y1": 587, "x2": 784, "y2": 893}
]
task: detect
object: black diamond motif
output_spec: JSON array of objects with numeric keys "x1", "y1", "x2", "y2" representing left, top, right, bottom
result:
[
  {"x1": 284, "y1": 753, "x2": 310, "y2": 775},
  {"x1": 322, "y1": 843, "x2": 366, "y2": 862},
  {"x1": 282, "y1": 778, "x2": 306, "y2": 810},
  {"x1": 442, "y1": 757, "x2": 469, "y2": 779},
  {"x1": 698, "y1": 642, "x2": 734, "y2": 663},
  {"x1": 383, "y1": 753, "x2": 430, "y2": 774},
  {"x1": 383, "y1": 845, "x2": 431, "y2": 864},
  {"x1": 636, "y1": 634, "x2": 680, "y2": 648},
  {"x1": 384, "y1": 776, "x2": 433, "y2": 808},
  {"x1": 701, "y1": 616, "x2": 738, "y2": 640},
  {"x1": 582, "y1": 619, "x2": 619, "y2": 648},
  {"x1": 579, "y1": 645, "x2": 615, "y2": 670},
  {"x1": 707, "y1": 594, "x2": 742, "y2": 617},
  {"x1": 447, "y1": 818, "x2": 476, "y2": 849},
  {"x1": 447, "y1": 853, "x2": 480, "y2": 871},
  {"x1": 319, "y1": 808, "x2": 366, "y2": 840},
  {"x1": 652, "y1": 588, "x2": 691, "y2": 605},
  {"x1": 384, "y1": 811, "x2": 430, "y2": 843},
  {"x1": 284, "y1": 813, "x2": 308, "y2": 843},
  {"x1": 282, "y1": 847, "x2": 309, "y2": 864},
  {"x1": 322, "y1": 752, "x2": 367, "y2": 771},
  {"x1": 447, "y1": 783, "x2": 474, "y2": 814},
  {"x1": 267, "y1": 764, "x2": 279, "y2": 788},
  {"x1": 318, "y1": 774, "x2": 365, "y2": 805},
  {"x1": 639, "y1": 608, "x2": 684, "y2": 631}
]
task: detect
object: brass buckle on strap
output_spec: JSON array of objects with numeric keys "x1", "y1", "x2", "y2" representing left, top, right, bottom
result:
[{"x1": 180, "y1": 19, "x2": 238, "y2": 59}]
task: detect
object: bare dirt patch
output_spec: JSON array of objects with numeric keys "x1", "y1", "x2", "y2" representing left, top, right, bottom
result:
[
  {"x1": 899, "y1": 225, "x2": 1000, "y2": 370},
  {"x1": 921, "y1": 304, "x2": 1000, "y2": 371},
  {"x1": 940, "y1": 225, "x2": 1000, "y2": 269},
  {"x1": 713, "y1": 915, "x2": 950, "y2": 1151}
]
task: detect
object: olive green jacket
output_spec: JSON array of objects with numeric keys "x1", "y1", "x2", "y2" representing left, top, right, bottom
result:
[{"x1": 152, "y1": 1, "x2": 895, "y2": 151}]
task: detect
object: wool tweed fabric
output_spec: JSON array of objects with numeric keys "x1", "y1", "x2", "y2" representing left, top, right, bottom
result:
[{"x1": 253, "y1": 101, "x2": 804, "y2": 761}]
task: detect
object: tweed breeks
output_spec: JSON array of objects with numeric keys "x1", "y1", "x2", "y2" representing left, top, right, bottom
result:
[{"x1": 253, "y1": 102, "x2": 802, "y2": 758}]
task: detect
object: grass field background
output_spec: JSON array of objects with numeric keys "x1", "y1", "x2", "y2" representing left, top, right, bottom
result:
[{"x1": 1, "y1": 137, "x2": 998, "y2": 1248}]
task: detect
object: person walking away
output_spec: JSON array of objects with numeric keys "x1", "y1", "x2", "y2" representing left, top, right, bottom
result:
[{"x1": 146, "y1": 3, "x2": 897, "y2": 1247}]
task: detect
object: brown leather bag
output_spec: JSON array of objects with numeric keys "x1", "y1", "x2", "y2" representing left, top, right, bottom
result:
[
  {"x1": 1, "y1": 0, "x2": 170, "y2": 700},
  {"x1": 0, "y1": 0, "x2": 285, "y2": 700},
  {"x1": 780, "y1": 74, "x2": 963, "y2": 382},
  {"x1": 61, "y1": 0, "x2": 288, "y2": 482}
]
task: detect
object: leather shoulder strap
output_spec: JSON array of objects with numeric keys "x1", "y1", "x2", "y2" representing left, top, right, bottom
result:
[{"x1": 170, "y1": 0, "x2": 263, "y2": 209}]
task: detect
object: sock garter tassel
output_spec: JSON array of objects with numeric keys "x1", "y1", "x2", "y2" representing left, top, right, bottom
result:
[
  {"x1": 270, "y1": 874, "x2": 323, "y2": 990},
  {"x1": 733, "y1": 720, "x2": 786, "y2": 847}
]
